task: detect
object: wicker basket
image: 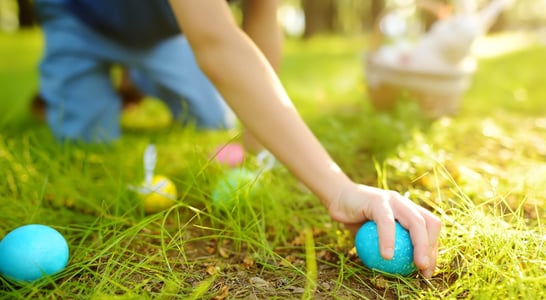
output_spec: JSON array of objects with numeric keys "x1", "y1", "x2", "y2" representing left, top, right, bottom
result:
[
  {"x1": 364, "y1": 54, "x2": 476, "y2": 118},
  {"x1": 365, "y1": 1, "x2": 476, "y2": 118}
]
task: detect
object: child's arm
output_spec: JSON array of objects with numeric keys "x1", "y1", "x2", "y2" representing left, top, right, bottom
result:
[
  {"x1": 241, "y1": 0, "x2": 282, "y2": 70},
  {"x1": 240, "y1": 0, "x2": 283, "y2": 152},
  {"x1": 169, "y1": 0, "x2": 440, "y2": 278}
]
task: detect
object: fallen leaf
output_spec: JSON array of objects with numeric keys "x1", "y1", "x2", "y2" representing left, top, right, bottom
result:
[
  {"x1": 206, "y1": 265, "x2": 220, "y2": 275},
  {"x1": 243, "y1": 256, "x2": 255, "y2": 269},
  {"x1": 218, "y1": 247, "x2": 230, "y2": 258},
  {"x1": 206, "y1": 245, "x2": 216, "y2": 254},
  {"x1": 212, "y1": 285, "x2": 229, "y2": 300},
  {"x1": 249, "y1": 277, "x2": 270, "y2": 289}
]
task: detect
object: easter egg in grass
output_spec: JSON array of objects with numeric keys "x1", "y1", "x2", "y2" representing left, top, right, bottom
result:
[
  {"x1": 211, "y1": 168, "x2": 258, "y2": 209},
  {"x1": 138, "y1": 175, "x2": 178, "y2": 213},
  {"x1": 211, "y1": 143, "x2": 245, "y2": 168},
  {"x1": 0, "y1": 224, "x2": 69, "y2": 282},
  {"x1": 355, "y1": 221, "x2": 416, "y2": 276}
]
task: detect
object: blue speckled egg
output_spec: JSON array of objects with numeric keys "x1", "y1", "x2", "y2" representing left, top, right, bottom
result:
[
  {"x1": 0, "y1": 224, "x2": 69, "y2": 282},
  {"x1": 212, "y1": 168, "x2": 259, "y2": 208},
  {"x1": 355, "y1": 221, "x2": 416, "y2": 276}
]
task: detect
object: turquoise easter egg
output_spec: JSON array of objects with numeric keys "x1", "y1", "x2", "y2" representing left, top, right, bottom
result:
[
  {"x1": 0, "y1": 224, "x2": 69, "y2": 282},
  {"x1": 355, "y1": 221, "x2": 416, "y2": 276},
  {"x1": 212, "y1": 168, "x2": 258, "y2": 208}
]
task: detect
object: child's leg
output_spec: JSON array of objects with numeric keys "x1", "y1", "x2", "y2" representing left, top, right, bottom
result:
[
  {"x1": 131, "y1": 35, "x2": 235, "y2": 129},
  {"x1": 36, "y1": 2, "x2": 122, "y2": 142}
]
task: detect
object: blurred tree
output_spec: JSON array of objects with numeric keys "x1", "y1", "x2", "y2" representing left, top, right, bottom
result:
[
  {"x1": 301, "y1": 0, "x2": 337, "y2": 38},
  {"x1": 294, "y1": 0, "x2": 545, "y2": 39},
  {"x1": 336, "y1": 0, "x2": 374, "y2": 35},
  {"x1": 371, "y1": 0, "x2": 385, "y2": 27},
  {"x1": 301, "y1": 0, "x2": 381, "y2": 37},
  {"x1": 16, "y1": 0, "x2": 35, "y2": 27}
]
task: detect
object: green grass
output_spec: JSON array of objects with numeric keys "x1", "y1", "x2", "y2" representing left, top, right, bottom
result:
[{"x1": 1, "y1": 30, "x2": 546, "y2": 299}]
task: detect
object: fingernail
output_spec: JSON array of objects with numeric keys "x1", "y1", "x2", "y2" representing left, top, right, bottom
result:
[
  {"x1": 383, "y1": 247, "x2": 394, "y2": 259},
  {"x1": 421, "y1": 256, "x2": 430, "y2": 269},
  {"x1": 423, "y1": 269, "x2": 433, "y2": 279}
]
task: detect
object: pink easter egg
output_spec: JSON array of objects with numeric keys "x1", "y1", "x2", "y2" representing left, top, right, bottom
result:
[{"x1": 212, "y1": 143, "x2": 245, "y2": 167}]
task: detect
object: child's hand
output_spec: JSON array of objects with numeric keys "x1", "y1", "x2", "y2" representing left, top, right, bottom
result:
[{"x1": 328, "y1": 183, "x2": 441, "y2": 278}]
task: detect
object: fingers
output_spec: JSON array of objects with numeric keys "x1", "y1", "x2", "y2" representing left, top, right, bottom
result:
[
  {"x1": 332, "y1": 184, "x2": 441, "y2": 278},
  {"x1": 365, "y1": 193, "x2": 396, "y2": 260},
  {"x1": 415, "y1": 205, "x2": 442, "y2": 278},
  {"x1": 392, "y1": 195, "x2": 441, "y2": 278},
  {"x1": 392, "y1": 201, "x2": 431, "y2": 270}
]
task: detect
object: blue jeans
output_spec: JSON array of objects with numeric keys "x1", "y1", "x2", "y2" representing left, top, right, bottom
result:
[{"x1": 36, "y1": 0, "x2": 234, "y2": 142}]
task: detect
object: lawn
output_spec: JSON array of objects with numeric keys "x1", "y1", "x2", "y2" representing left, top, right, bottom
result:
[{"x1": 0, "y1": 29, "x2": 545, "y2": 299}]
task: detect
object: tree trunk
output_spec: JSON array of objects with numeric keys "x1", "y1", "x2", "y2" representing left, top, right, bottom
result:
[
  {"x1": 489, "y1": 11, "x2": 507, "y2": 33},
  {"x1": 370, "y1": 0, "x2": 385, "y2": 28},
  {"x1": 17, "y1": 0, "x2": 35, "y2": 28},
  {"x1": 302, "y1": 0, "x2": 337, "y2": 38}
]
